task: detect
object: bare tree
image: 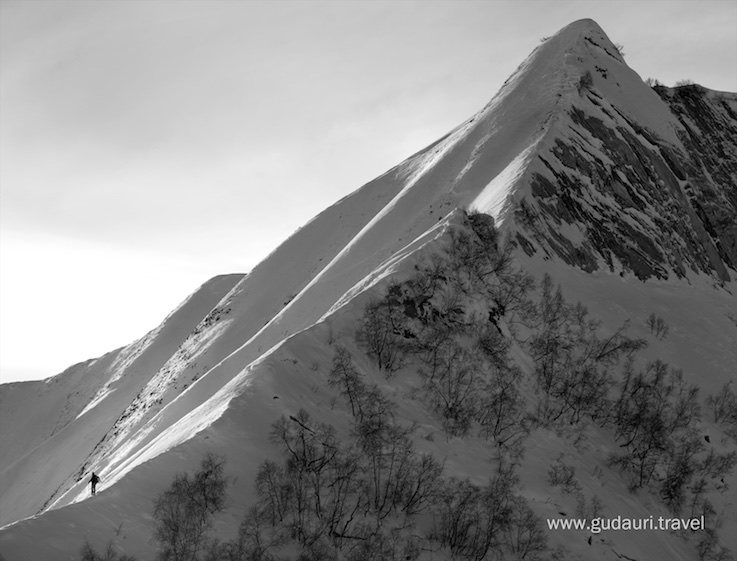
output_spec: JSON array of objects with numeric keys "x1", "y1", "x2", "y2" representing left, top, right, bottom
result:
[
  {"x1": 706, "y1": 383, "x2": 737, "y2": 428},
  {"x1": 430, "y1": 462, "x2": 519, "y2": 561},
  {"x1": 224, "y1": 506, "x2": 285, "y2": 561},
  {"x1": 611, "y1": 362, "x2": 700, "y2": 489},
  {"x1": 476, "y1": 363, "x2": 527, "y2": 447},
  {"x1": 420, "y1": 342, "x2": 483, "y2": 437},
  {"x1": 356, "y1": 288, "x2": 409, "y2": 373},
  {"x1": 504, "y1": 496, "x2": 548, "y2": 561},
  {"x1": 80, "y1": 541, "x2": 137, "y2": 561},
  {"x1": 646, "y1": 313, "x2": 669, "y2": 340},
  {"x1": 530, "y1": 275, "x2": 645, "y2": 425},
  {"x1": 152, "y1": 453, "x2": 229, "y2": 561},
  {"x1": 327, "y1": 346, "x2": 366, "y2": 417}
]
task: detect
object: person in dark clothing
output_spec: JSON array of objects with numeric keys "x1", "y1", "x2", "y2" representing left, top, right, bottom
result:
[{"x1": 90, "y1": 472, "x2": 100, "y2": 495}]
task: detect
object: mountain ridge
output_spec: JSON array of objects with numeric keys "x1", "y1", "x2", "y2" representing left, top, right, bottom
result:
[{"x1": 1, "y1": 19, "x2": 735, "y2": 561}]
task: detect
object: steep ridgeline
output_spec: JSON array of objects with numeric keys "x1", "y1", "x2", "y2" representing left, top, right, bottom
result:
[
  {"x1": 0, "y1": 274, "x2": 243, "y2": 528},
  {"x1": 1, "y1": 19, "x2": 736, "y2": 561},
  {"x1": 497, "y1": 27, "x2": 737, "y2": 281}
]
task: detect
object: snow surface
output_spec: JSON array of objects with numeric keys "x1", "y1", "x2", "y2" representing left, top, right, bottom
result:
[{"x1": 1, "y1": 19, "x2": 735, "y2": 561}]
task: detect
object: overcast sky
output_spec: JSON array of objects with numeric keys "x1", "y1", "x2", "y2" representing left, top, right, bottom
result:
[{"x1": 1, "y1": 0, "x2": 735, "y2": 384}]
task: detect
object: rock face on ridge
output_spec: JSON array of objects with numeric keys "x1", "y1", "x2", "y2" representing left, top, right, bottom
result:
[
  {"x1": 658, "y1": 85, "x2": 737, "y2": 271},
  {"x1": 489, "y1": 21, "x2": 737, "y2": 281}
]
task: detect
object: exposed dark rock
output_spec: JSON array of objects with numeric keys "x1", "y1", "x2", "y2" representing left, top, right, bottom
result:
[{"x1": 514, "y1": 94, "x2": 736, "y2": 282}]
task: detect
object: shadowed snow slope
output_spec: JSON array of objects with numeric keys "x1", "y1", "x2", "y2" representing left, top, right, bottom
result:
[{"x1": 1, "y1": 19, "x2": 735, "y2": 561}]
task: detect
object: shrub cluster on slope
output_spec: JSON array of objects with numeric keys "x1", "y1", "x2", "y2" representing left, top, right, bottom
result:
[
  {"x1": 528, "y1": 273, "x2": 735, "y2": 559},
  {"x1": 356, "y1": 212, "x2": 534, "y2": 444},
  {"x1": 233, "y1": 336, "x2": 548, "y2": 561},
  {"x1": 351, "y1": 210, "x2": 736, "y2": 558},
  {"x1": 529, "y1": 274, "x2": 646, "y2": 426}
]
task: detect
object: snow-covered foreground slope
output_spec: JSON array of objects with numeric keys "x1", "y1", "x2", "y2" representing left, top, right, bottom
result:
[
  {"x1": 1, "y1": 19, "x2": 735, "y2": 561},
  {"x1": 2, "y1": 243, "x2": 734, "y2": 560}
]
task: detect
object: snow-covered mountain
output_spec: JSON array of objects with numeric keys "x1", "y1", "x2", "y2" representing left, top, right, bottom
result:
[{"x1": 1, "y1": 19, "x2": 735, "y2": 561}]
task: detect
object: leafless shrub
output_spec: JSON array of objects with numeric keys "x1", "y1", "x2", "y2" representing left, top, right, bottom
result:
[
  {"x1": 610, "y1": 361, "x2": 699, "y2": 488},
  {"x1": 646, "y1": 312, "x2": 669, "y2": 340},
  {"x1": 530, "y1": 275, "x2": 645, "y2": 426},
  {"x1": 431, "y1": 466, "x2": 517, "y2": 561},
  {"x1": 152, "y1": 453, "x2": 229, "y2": 561},
  {"x1": 547, "y1": 457, "x2": 581, "y2": 495},
  {"x1": 575, "y1": 493, "x2": 604, "y2": 520},
  {"x1": 224, "y1": 505, "x2": 285, "y2": 561},
  {"x1": 419, "y1": 341, "x2": 483, "y2": 437},
  {"x1": 706, "y1": 383, "x2": 737, "y2": 429},
  {"x1": 697, "y1": 527, "x2": 733, "y2": 561},
  {"x1": 327, "y1": 346, "x2": 366, "y2": 417},
  {"x1": 505, "y1": 496, "x2": 548, "y2": 561},
  {"x1": 80, "y1": 541, "x2": 137, "y2": 561},
  {"x1": 356, "y1": 289, "x2": 409, "y2": 373},
  {"x1": 477, "y1": 361, "x2": 528, "y2": 448}
]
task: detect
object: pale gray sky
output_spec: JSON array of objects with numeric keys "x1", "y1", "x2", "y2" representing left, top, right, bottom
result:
[{"x1": 1, "y1": 0, "x2": 735, "y2": 383}]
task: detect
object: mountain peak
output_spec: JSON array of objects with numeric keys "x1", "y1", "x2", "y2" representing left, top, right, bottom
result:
[
  {"x1": 553, "y1": 18, "x2": 620, "y2": 57},
  {"x1": 1, "y1": 19, "x2": 736, "y2": 560},
  {"x1": 493, "y1": 20, "x2": 737, "y2": 282}
]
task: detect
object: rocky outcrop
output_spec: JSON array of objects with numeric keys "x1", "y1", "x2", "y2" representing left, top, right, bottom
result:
[
  {"x1": 657, "y1": 86, "x2": 737, "y2": 273},
  {"x1": 515, "y1": 84, "x2": 736, "y2": 282}
]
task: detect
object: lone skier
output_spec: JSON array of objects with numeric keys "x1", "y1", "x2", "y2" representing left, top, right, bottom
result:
[{"x1": 90, "y1": 472, "x2": 100, "y2": 495}]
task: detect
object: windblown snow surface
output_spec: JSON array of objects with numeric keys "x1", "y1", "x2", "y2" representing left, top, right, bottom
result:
[{"x1": 1, "y1": 19, "x2": 735, "y2": 561}]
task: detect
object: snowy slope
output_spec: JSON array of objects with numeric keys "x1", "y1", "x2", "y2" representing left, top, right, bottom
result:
[
  {"x1": 0, "y1": 274, "x2": 243, "y2": 527},
  {"x1": 1, "y1": 19, "x2": 735, "y2": 561}
]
